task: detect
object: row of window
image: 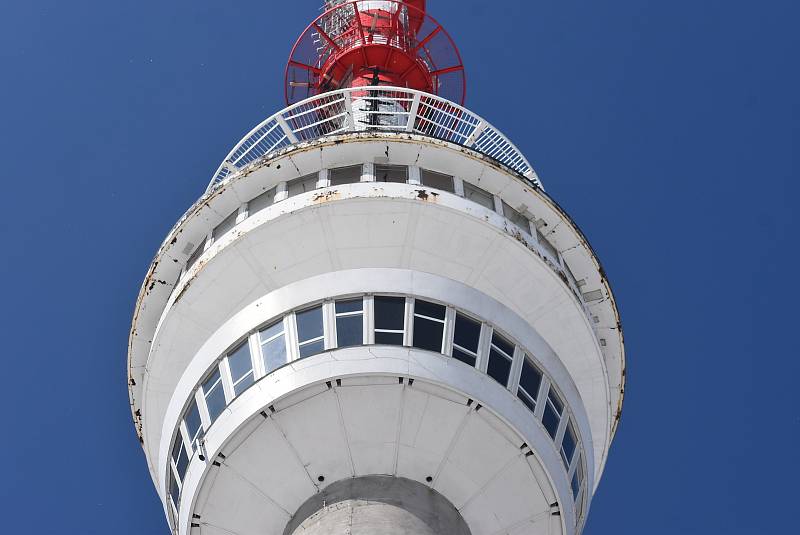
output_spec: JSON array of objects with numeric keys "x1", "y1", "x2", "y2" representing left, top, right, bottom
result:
[
  {"x1": 183, "y1": 164, "x2": 563, "y2": 276},
  {"x1": 166, "y1": 294, "x2": 587, "y2": 520}
]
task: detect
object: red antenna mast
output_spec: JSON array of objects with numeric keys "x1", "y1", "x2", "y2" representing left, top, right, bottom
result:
[{"x1": 285, "y1": 1, "x2": 465, "y2": 105}]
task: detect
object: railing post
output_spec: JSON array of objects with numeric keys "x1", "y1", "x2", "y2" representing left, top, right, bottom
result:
[
  {"x1": 276, "y1": 115, "x2": 299, "y2": 143},
  {"x1": 463, "y1": 120, "x2": 487, "y2": 147},
  {"x1": 406, "y1": 92, "x2": 421, "y2": 132},
  {"x1": 343, "y1": 91, "x2": 354, "y2": 130}
]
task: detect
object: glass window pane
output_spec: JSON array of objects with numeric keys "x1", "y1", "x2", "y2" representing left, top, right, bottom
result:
[
  {"x1": 548, "y1": 389, "x2": 564, "y2": 414},
  {"x1": 502, "y1": 201, "x2": 530, "y2": 230},
  {"x1": 336, "y1": 298, "x2": 363, "y2": 314},
  {"x1": 543, "y1": 401, "x2": 560, "y2": 439},
  {"x1": 561, "y1": 423, "x2": 577, "y2": 467},
  {"x1": 248, "y1": 187, "x2": 276, "y2": 214},
  {"x1": 453, "y1": 313, "x2": 480, "y2": 354},
  {"x1": 227, "y1": 342, "x2": 252, "y2": 385},
  {"x1": 329, "y1": 165, "x2": 362, "y2": 186},
  {"x1": 296, "y1": 306, "x2": 324, "y2": 344},
  {"x1": 517, "y1": 388, "x2": 536, "y2": 412},
  {"x1": 185, "y1": 239, "x2": 205, "y2": 270},
  {"x1": 487, "y1": 347, "x2": 512, "y2": 386},
  {"x1": 374, "y1": 296, "x2": 405, "y2": 330},
  {"x1": 202, "y1": 369, "x2": 226, "y2": 424},
  {"x1": 571, "y1": 470, "x2": 581, "y2": 499},
  {"x1": 169, "y1": 474, "x2": 180, "y2": 509},
  {"x1": 414, "y1": 299, "x2": 445, "y2": 320},
  {"x1": 491, "y1": 332, "x2": 514, "y2": 357},
  {"x1": 261, "y1": 334, "x2": 286, "y2": 373},
  {"x1": 171, "y1": 434, "x2": 189, "y2": 480},
  {"x1": 518, "y1": 358, "x2": 542, "y2": 401},
  {"x1": 184, "y1": 402, "x2": 202, "y2": 446},
  {"x1": 336, "y1": 315, "x2": 363, "y2": 348},
  {"x1": 298, "y1": 338, "x2": 325, "y2": 358},
  {"x1": 287, "y1": 173, "x2": 318, "y2": 197},
  {"x1": 233, "y1": 371, "x2": 254, "y2": 396},
  {"x1": 420, "y1": 169, "x2": 454, "y2": 192},
  {"x1": 375, "y1": 331, "x2": 404, "y2": 345},
  {"x1": 213, "y1": 209, "x2": 238, "y2": 240},
  {"x1": 463, "y1": 182, "x2": 495, "y2": 210},
  {"x1": 413, "y1": 316, "x2": 444, "y2": 353},
  {"x1": 452, "y1": 347, "x2": 476, "y2": 366},
  {"x1": 375, "y1": 164, "x2": 407, "y2": 183}
]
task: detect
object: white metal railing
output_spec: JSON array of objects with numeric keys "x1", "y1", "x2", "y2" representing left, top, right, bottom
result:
[{"x1": 207, "y1": 86, "x2": 540, "y2": 192}]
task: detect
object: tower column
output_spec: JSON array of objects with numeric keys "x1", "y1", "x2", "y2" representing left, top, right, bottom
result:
[{"x1": 285, "y1": 476, "x2": 471, "y2": 535}]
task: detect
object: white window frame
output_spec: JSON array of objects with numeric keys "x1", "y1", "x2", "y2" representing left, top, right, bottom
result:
[
  {"x1": 333, "y1": 296, "x2": 366, "y2": 347},
  {"x1": 411, "y1": 297, "x2": 447, "y2": 353},
  {"x1": 294, "y1": 304, "x2": 326, "y2": 358}
]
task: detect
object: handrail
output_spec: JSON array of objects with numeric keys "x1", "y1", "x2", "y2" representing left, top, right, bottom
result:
[{"x1": 207, "y1": 86, "x2": 540, "y2": 192}]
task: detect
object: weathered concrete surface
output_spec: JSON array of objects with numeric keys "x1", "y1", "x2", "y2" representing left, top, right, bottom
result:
[{"x1": 285, "y1": 476, "x2": 471, "y2": 535}]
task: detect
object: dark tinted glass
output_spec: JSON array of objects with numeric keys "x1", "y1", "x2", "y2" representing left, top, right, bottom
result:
[
  {"x1": 296, "y1": 306, "x2": 323, "y2": 342},
  {"x1": 329, "y1": 165, "x2": 362, "y2": 186},
  {"x1": 171, "y1": 435, "x2": 189, "y2": 479},
  {"x1": 414, "y1": 299, "x2": 445, "y2": 320},
  {"x1": 227, "y1": 342, "x2": 252, "y2": 383},
  {"x1": 571, "y1": 467, "x2": 581, "y2": 499},
  {"x1": 543, "y1": 402, "x2": 560, "y2": 439},
  {"x1": 336, "y1": 315, "x2": 362, "y2": 347},
  {"x1": 548, "y1": 390, "x2": 564, "y2": 414},
  {"x1": 452, "y1": 347, "x2": 476, "y2": 366},
  {"x1": 336, "y1": 298, "x2": 363, "y2": 314},
  {"x1": 413, "y1": 316, "x2": 444, "y2": 352},
  {"x1": 518, "y1": 389, "x2": 535, "y2": 412},
  {"x1": 184, "y1": 402, "x2": 202, "y2": 442},
  {"x1": 561, "y1": 424, "x2": 576, "y2": 466},
  {"x1": 204, "y1": 384, "x2": 226, "y2": 424},
  {"x1": 375, "y1": 331, "x2": 404, "y2": 345},
  {"x1": 519, "y1": 359, "x2": 542, "y2": 398},
  {"x1": 375, "y1": 164, "x2": 407, "y2": 183},
  {"x1": 453, "y1": 314, "x2": 480, "y2": 352},
  {"x1": 374, "y1": 296, "x2": 405, "y2": 330},
  {"x1": 298, "y1": 339, "x2": 325, "y2": 358},
  {"x1": 420, "y1": 169, "x2": 454, "y2": 192},
  {"x1": 491, "y1": 333, "x2": 514, "y2": 357},
  {"x1": 169, "y1": 474, "x2": 180, "y2": 508},
  {"x1": 487, "y1": 348, "x2": 512, "y2": 386}
]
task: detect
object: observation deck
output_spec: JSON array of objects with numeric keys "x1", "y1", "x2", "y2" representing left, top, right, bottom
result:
[{"x1": 208, "y1": 87, "x2": 539, "y2": 192}]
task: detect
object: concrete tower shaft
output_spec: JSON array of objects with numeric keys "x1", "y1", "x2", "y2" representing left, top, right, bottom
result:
[{"x1": 127, "y1": 3, "x2": 624, "y2": 535}]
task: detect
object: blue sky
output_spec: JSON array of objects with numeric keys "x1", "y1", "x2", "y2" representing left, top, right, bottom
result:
[{"x1": 0, "y1": 1, "x2": 797, "y2": 533}]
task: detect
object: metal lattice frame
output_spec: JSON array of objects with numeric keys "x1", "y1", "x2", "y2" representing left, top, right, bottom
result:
[{"x1": 207, "y1": 86, "x2": 540, "y2": 192}]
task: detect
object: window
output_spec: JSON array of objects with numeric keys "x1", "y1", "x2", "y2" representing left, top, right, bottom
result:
[
  {"x1": 183, "y1": 401, "x2": 203, "y2": 452},
  {"x1": 171, "y1": 432, "x2": 189, "y2": 481},
  {"x1": 374, "y1": 296, "x2": 405, "y2": 345},
  {"x1": 517, "y1": 357, "x2": 542, "y2": 412},
  {"x1": 463, "y1": 182, "x2": 495, "y2": 210},
  {"x1": 452, "y1": 313, "x2": 480, "y2": 366},
  {"x1": 169, "y1": 473, "x2": 180, "y2": 510},
  {"x1": 537, "y1": 228, "x2": 559, "y2": 263},
  {"x1": 487, "y1": 331, "x2": 514, "y2": 386},
  {"x1": 248, "y1": 187, "x2": 276, "y2": 214},
  {"x1": 329, "y1": 165, "x2": 362, "y2": 186},
  {"x1": 560, "y1": 421, "x2": 577, "y2": 468},
  {"x1": 287, "y1": 173, "x2": 318, "y2": 197},
  {"x1": 375, "y1": 164, "x2": 407, "y2": 183},
  {"x1": 185, "y1": 239, "x2": 205, "y2": 270},
  {"x1": 412, "y1": 299, "x2": 446, "y2": 352},
  {"x1": 571, "y1": 454, "x2": 583, "y2": 499},
  {"x1": 296, "y1": 305, "x2": 324, "y2": 358},
  {"x1": 259, "y1": 320, "x2": 286, "y2": 373},
  {"x1": 420, "y1": 169, "x2": 454, "y2": 192},
  {"x1": 502, "y1": 201, "x2": 530, "y2": 231},
  {"x1": 202, "y1": 368, "x2": 226, "y2": 424},
  {"x1": 542, "y1": 387, "x2": 564, "y2": 439},
  {"x1": 335, "y1": 298, "x2": 363, "y2": 347},
  {"x1": 212, "y1": 209, "x2": 238, "y2": 241},
  {"x1": 227, "y1": 342, "x2": 254, "y2": 397}
]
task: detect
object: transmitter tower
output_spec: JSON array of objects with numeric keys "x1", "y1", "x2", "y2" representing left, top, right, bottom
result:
[{"x1": 128, "y1": 2, "x2": 625, "y2": 534}]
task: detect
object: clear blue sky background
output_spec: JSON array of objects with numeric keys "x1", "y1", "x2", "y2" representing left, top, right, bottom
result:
[{"x1": 0, "y1": 1, "x2": 797, "y2": 533}]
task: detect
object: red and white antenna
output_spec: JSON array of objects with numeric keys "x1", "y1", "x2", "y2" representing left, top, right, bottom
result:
[{"x1": 285, "y1": 0, "x2": 466, "y2": 105}]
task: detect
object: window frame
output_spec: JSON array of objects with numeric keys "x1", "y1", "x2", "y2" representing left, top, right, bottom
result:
[
  {"x1": 334, "y1": 297, "x2": 365, "y2": 348},
  {"x1": 294, "y1": 304, "x2": 326, "y2": 358},
  {"x1": 411, "y1": 298, "x2": 447, "y2": 353}
]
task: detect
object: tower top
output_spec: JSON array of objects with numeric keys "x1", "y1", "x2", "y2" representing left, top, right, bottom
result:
[{"x1": 285, "y1": 0, "x2": 465, "y2": 105}]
